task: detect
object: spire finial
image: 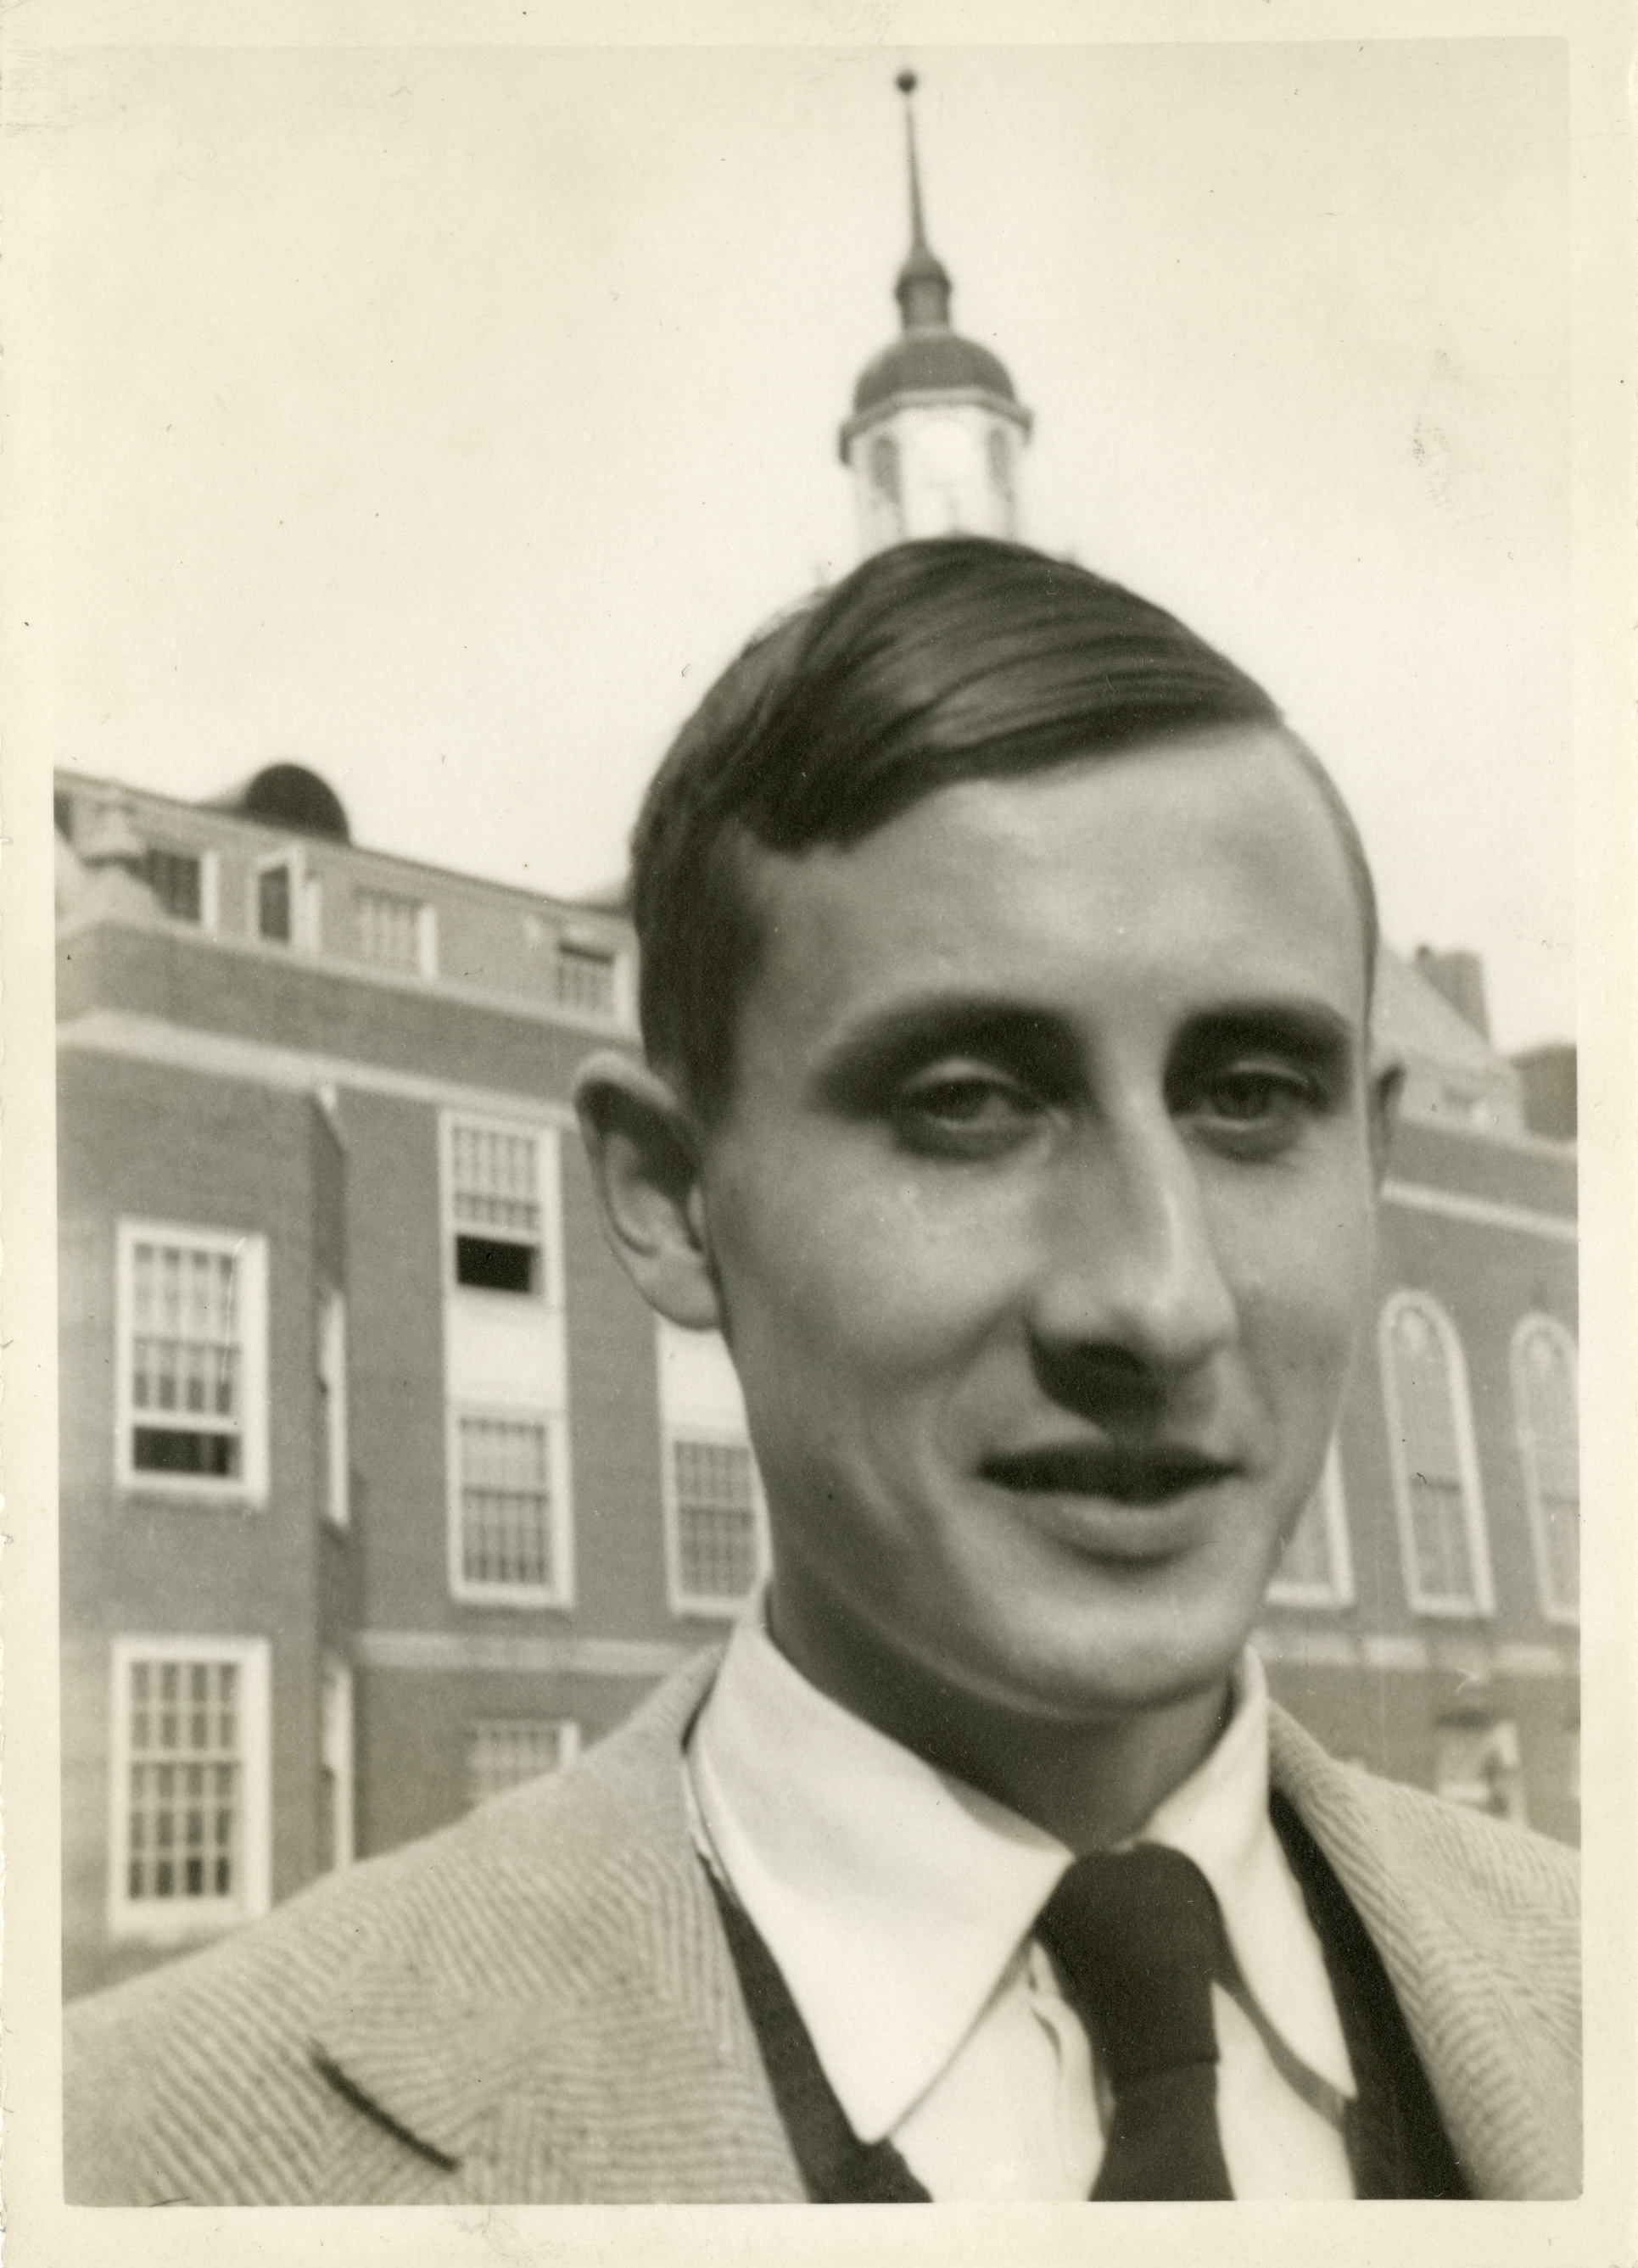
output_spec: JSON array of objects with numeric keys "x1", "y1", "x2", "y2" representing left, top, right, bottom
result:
[
  {"x1": 897, "y1": 70, "x2": 929, "y2": 253},
  {"x1": 892, "y1": 69, "x2": 952, "y2": 332}
]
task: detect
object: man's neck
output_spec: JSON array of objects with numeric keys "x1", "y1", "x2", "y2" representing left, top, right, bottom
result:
[{"x1": 765, "y1": 1580, "x2": 1233, "y2": 1854}]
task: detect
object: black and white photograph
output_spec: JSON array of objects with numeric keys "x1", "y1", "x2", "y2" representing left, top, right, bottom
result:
[{"x1": 2, "y1": 5, "x2": 1632, "y2": 2260}]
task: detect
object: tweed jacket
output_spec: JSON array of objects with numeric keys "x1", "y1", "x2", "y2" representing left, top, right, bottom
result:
[{"x1": 64, "y1": 1650, "x2": 1580, "y2": 2205}]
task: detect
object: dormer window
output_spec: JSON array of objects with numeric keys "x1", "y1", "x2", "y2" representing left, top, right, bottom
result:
[
  {"x1": 141, "y1": 846, "x2": 215, "y2": 927},
  {"x1": 554, "y1": 940, "x2": 618, "y2": 1019},
  {"x1": 253, "y1": 849, "x2": 320, "y2": 950},
  {"x1": 255, "y1": 859, "x2": 293, "y2": 943}
]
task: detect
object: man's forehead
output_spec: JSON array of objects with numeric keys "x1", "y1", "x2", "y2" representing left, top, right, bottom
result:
[{"x1": 735, "y1": 727, "x2": 1372, "y2": 1023}]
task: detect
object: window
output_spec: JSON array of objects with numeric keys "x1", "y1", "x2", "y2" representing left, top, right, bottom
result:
[
  {"x1": 870, "y1": 433, "x2": 902, "y2": 504},
  {"x1": 317, "y1": 1288, "x2": 349, "y2": 1528},
  {"x1": 1379, "y1": 1293, "x2": 1494, "y2": 1617},
  {"x1": 449, "y1": 1410, "x2": 570, "y2": 1605},
  {"x1": 254, "y1": 851, "x2": 320, "y2": 948},
  {"x1": 666, "y1": 1431, "x2": 768, "y2": 1615},
  {"x1": 554, "y1": 940, "x2": 618, "y2": 1018},
  {"x1": 1512, "y1": 1315, "x2": 1579, "y2": 1623},
  {"x1": 465, "y1": 1718, "x2": 579, "y2": 1807},
  {"x1": 109, "y1": 1638, "x2": 271, "y2": 1940},
  {"x1": 115, "y1": 1223, "x2": 268, "y2": 1500},
  {"x1": 356, "y1": 885, "x2": 436, "y2": 976},
  {"x1": 1434, "y1": 1714, "x2": 1526, "y2": 1826},
  {"x1": 1266, "y1": 1444, "x2": 1355, "y2": 1608},
  {"x1": 141, "y1": 846, "x2": 203, "y2": 924},
  {"x1": 54, "y1": 789, "x2": 74, "y2": 840},
  {"x1": 987, "y1": 424, "x2": 1015, "y2": 500},
  {"x1": 447, "y1": 1118, "x2": 545, "y2": 1295},
  {"x1": 255, "y1": 857, "x2": 293, "y2": 942}
]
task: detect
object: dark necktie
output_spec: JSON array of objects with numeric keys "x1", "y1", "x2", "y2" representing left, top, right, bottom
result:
[{"x1": 1034, "y1": 1842, "x2": 1233, "y2": 2200}]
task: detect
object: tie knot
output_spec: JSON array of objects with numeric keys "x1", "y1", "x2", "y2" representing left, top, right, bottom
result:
[{"x1": 1036, "y1": 1843, "x2": 1226, "y2": 2082}]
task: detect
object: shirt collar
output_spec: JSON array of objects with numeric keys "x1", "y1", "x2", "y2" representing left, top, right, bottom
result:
[{"x1": 686, "y1": 1603, "x2": 1352, "y2": 2141}]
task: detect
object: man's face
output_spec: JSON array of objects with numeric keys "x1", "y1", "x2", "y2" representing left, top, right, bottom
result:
[{"x1": 698, "y1": 726, "x2": 1384, "y2": 1724}]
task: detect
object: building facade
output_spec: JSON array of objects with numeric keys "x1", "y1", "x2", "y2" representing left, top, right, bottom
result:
[{"x1": 55, "y1": 761, "x2": 1579, "y2": 1999}]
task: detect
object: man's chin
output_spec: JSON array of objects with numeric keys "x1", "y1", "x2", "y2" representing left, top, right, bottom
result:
[{"x1": 960, "y1": 1593, "x2": 1261, "y2": 1727}]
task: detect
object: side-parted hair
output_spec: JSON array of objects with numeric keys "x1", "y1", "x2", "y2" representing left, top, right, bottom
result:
[{"x1": 630, "y1": 537, "x2": 1378, "y2": 1120}]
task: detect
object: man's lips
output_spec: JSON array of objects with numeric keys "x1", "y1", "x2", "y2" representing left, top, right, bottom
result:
[{"x1": 977, "y1": 1441, "x2": 1242, "y2": 1507}]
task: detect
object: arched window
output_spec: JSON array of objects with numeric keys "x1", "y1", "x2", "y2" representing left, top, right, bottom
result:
[
  {"x1": 1378, "y1": 1292, "x2": 1493, "y2": 1617},
  {"x1": 1511, "y1": 1315, "x2": 1579, "y2": 1623}
]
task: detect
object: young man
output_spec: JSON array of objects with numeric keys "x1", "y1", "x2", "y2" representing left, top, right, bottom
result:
[{"x1": 64, "y1": 539, "x2": 1579, "y2": 2204}]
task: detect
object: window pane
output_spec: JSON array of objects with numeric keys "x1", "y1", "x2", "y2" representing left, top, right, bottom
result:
[
  {"x1": 257, "y1": 863, "x2": 293, "y2": 941},
  {"x1": 458, "y1": 1416, "x2": 553, "y2": 1589},
  {"x1": 674, "y1": 1437, "x2": 760, "y2": 1603},
  {"x1": 126, "y1": 1656, "x2": 240, "y2": 1902}
]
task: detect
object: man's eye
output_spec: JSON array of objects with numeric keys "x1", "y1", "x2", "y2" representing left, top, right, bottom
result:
[
  {"x1": 892, "y1": 1072, "x2": 1042, "y2": 1152},
  {"x1": 1189, "y1": 1064, "x2": 1323, "y2": 1137}
]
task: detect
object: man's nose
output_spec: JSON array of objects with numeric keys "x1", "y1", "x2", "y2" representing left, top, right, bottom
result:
[{"x1": 1029, "y1": 1108, "x2": 1238, "y2": 1383}]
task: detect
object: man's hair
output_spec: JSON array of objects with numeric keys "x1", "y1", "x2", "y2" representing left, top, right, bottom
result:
[{"x1": 630, "y1": 537, "x2": 1378, "y2": 1120}]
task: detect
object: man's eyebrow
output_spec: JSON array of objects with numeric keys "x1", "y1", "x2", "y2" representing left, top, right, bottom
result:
[
  {"x1": 1169, "y1": 1003, "x2": 1361, "y2": 1077},
  {"x1": 808, "y1": 996, "x2": 1079, "y2": 1107}
]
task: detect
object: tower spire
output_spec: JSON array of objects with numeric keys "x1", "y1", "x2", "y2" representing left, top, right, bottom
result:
[{"x1": 894, "y1": 70, "x2": 952, "y2": 332}]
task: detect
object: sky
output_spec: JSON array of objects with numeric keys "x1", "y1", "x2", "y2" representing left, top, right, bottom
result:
[{"x1": 44, "y1": 36, "x2": 1574, "y2": 1048}]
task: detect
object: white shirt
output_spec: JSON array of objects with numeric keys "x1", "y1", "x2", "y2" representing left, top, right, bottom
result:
[{"x1": 685, "y1": 1610, "x2": 1357, "y2": 2200}]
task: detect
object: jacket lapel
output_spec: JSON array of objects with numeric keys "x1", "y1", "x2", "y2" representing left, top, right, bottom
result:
[
  {"x1": 311, "y1": 1650, "x2": 806, "y2": 2201},
  {"x1": 1268, "y1": 1701, "x2": 1580, "y2": 2199}
]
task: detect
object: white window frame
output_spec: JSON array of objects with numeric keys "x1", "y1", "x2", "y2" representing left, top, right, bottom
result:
[
  {"x1": 317, "y1": 1286, "x2": 349, "y2": 1528},
  {"x1": 1265, "y1": 1441, "x2": 1356, "y2": 1609},
  {"x1": 320, "y1": 1655, "x2": 355, "y2": 1871},
  {"x1": 464, "y1": 1717, "x2": 581, "y2": 1808},
  {"x1": 662, "y1": 1423, "x2": 771, "y2": 1619},
  {"x1": 1510, "y1": 1313, "x2": 1579, "y2": 1627},
  {"x1": 115, "y1": 1220, "x2": 269, "y2": 1504},
  {"x1": 445, "y1": 1402, "x2": 575, "y2": 1610},
  {"x1": 440, "y1": 1112, "x2": 563, "y2": 1309},
  {"x1": 1378, "y1": 1290, "x2": 1495, "y2": 1618},
  {"x1": 108, "y1": 1635, "x2": 272, "y2": 1943}
]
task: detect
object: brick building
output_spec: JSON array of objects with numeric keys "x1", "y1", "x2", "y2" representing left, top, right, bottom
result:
[{"x1": 54, "y1": 760, "x2": 1578, "y2": 1998}]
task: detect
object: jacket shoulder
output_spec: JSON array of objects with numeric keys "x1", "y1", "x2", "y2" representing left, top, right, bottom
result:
[{"x1": 65, "y1": 1651, "x2": 725, "y2": 2204}]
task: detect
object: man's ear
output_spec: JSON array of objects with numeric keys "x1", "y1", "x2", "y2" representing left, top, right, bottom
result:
[
  {"x1": 1367, "y1": 1054, "x2": 1405, "y2": 1187},
  {"x1": 573, "y1": 1051, "x2": 724, "y2": 1332}
]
